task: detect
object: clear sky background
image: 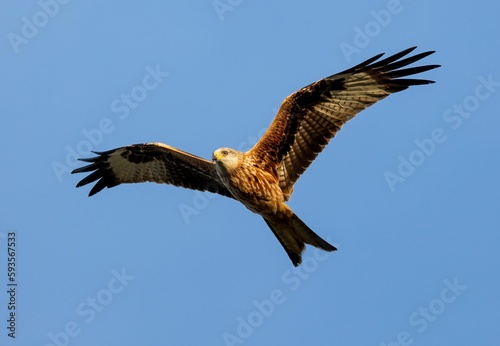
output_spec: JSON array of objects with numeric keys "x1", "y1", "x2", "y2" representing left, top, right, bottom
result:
[{"x1": 1, "y1": 1, "x2": 499, "y2": 345}]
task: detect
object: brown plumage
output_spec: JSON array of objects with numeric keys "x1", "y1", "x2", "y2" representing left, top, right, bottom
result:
[{"x1": 72, "y1": 47, "x2": 439, "y2": 266}]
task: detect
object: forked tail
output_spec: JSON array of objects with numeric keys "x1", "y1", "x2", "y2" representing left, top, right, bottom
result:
[{"x1": 263, "y1": 213, "x2": 336, "y2": 266}]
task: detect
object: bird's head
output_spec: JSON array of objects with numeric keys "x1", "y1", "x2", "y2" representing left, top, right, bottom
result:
[{"x1": 212, "y1": 148, "x2": 241, "y2": 171}]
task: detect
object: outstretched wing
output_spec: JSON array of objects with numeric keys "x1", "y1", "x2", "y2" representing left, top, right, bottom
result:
[
  {"x1": 72, "y1": 142, "x2": 234, "y2": 198},
  {"x1": 249, "y1": 47, "x2": 440, "y2": 200}
]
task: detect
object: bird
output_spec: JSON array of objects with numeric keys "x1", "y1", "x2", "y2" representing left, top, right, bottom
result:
[{"x1": 72, "y1": 47, "x2": 439, "y2": 266}]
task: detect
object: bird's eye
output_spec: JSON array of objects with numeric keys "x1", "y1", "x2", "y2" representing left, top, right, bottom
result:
[{"x1": 221, "y1": 150, "x2": 228, "y2": 156}]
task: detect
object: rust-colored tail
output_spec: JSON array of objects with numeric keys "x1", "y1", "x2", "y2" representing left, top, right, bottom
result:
[{"x1": 263, "y1": 213, "x2": 336, "y2": 266}]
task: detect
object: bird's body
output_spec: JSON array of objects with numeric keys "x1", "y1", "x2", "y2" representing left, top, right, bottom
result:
[
  {"x1": 72, "y1": 47, "x2": 439, "y2": 266},
  {"x1": 211, "y1": 147, "x2": 337, "y2": 264},
  {"x1": 213, "y1": 148, "x2": 284, "y2": 215}
]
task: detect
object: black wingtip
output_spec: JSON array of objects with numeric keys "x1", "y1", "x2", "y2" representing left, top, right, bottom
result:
[
  {"x1": 71, "y1": 166, "x2": 88, "y2": 174},
  {"x1": 88, "y1": 189, "x2": 99, "y2": 197},
  {"x1": 337, "y1": 47, "x2": 440, "y2": 84}
]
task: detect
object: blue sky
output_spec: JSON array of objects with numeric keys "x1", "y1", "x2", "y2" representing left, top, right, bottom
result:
[{"x1": 1, "y1": 1, "x2": 499, "y2": 345}]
